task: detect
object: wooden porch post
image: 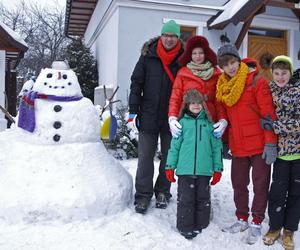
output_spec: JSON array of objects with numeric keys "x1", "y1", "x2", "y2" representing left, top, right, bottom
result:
[{"x1": 0, "y1": 50, "x2": 7, "y2": 130}]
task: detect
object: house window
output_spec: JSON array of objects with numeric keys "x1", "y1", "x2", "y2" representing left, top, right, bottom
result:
[{"x1": 180, "y1": 26, "x2": 197, "y2": 44}]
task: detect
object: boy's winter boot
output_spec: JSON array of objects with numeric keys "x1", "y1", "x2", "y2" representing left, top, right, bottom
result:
[
  {"x1": 134, "y1": 199, "x2": 149, "y2": 214},
  {"x1": 246, "y1": 222, "x2": 262, "y2": 245},
  {"x1": 282, "y1": 229, "x2": 294, "y2": 250},
  {"x1": 180, "y1": 231, "x2": 198, "y2": 240},
  {"x1": 263, "y1": 228, "x2": 281, "y2": 246},
  {"x1": 222, "y1": 219, "x2": 249, "y2": 233},
  {"x1": 155, "y1": 193, "x2": 168, "y2": 209}
]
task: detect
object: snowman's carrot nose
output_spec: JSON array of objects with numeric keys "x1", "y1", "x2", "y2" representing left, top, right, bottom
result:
[{"x1": 58, "y1": 72, "x2": 61, "y2": 79}]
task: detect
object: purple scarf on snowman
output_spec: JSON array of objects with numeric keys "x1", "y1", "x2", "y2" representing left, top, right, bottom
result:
[{"x1": 18, "y1": 91, "x2": 83, "y2": 132}]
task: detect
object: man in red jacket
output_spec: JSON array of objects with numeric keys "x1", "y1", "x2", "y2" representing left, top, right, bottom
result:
[{"x1": 216, "y1": 44, "x2": 277, "y2": 245}]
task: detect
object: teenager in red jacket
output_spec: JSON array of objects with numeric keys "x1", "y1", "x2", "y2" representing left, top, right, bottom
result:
[
  {"x1": 168, "y1": 36, "x2": 228, "y2": 140},
  {"x1": 216, "y1": 45, "x2": 277, "y2": 245}
]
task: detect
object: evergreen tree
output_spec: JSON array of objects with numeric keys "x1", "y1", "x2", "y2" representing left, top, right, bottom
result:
[{"x1": 66, "y1": 38, "x2": 98, "y2": 102}]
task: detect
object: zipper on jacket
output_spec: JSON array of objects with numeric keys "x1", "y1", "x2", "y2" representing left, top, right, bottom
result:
[
  {"x1": 194, "y1": 119, "x2": 198, "y2": 175},
  {"x1": 199, "y1": 125, "x2": 202, "y2": 141}
]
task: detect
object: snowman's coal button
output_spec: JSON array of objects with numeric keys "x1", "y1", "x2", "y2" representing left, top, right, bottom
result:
[
  {"x1": 53, "y1": 134, "x2": 61, "y2": 142},
  {"x1": 54, "y1": 105, "x2": 62, "y2": 112},
  {"x1": 53, "y1": 121, "x2": 62, "y2": 129}
]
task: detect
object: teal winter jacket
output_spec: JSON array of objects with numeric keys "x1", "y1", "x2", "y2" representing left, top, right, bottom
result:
[{"x1": 166, "y1": 111, "x2": 223, "y2": 176}]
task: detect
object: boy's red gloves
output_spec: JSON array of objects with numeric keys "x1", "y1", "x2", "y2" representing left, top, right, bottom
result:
[
  {"x1": 210, "y1": 172, "x2": 222, "y2": 185},
  {"x1": 165, "y1": 169, "x2": 176, "y2": 182}
]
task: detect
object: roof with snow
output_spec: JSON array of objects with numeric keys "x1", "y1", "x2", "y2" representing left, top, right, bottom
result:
[
  {"x1": 208, "y1": 0, "x2": 300, "y2": 29},
  {"x1": 0, "y1": 21, "x2": 28, "y2": 69}
]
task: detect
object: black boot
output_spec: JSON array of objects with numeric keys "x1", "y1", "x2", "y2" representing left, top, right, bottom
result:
[
  {"x1": 134, "y1": 199, "x2": 149, "y2": 214},
  {"x1": 155, "y1": 193, "x2": 169, "y2": 209}
]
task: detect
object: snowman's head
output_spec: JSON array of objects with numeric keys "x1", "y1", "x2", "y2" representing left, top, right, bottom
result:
[{"x1": 32, "y1": 64, "x2": 83, "y2": 97}]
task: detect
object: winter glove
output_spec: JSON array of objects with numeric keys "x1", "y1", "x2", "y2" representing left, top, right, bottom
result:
[
  {"x1": 262, "y1": 143, "x2": 278, "y2": 165},
  {"x1": 260, "y1": 114, "x2": 274, "y2": 131},
  {"x1": 222, "y1": 142, "x2": 232, "y2": 160},
  {"x1": 165, "y1": 169, "x2": 176, "y2": 183},
  {"x1": 213, "y1": 119, "x2": 228, "y2": 138},
  {"x1": 210, "y1": 172, "x2": 222, "y2": 185},
  {"x1": 168, "y1": 116, "x2": 182, "y2": 138},
  {"x1": 127, "y1": 114, "x2": 139, "y2": 133}
]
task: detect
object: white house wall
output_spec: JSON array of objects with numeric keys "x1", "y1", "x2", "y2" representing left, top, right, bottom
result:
[
  {"x1": 0, "y1": 50, "x2": 7, "y2": 130},
  {"x1": 88, "y1": 8, "x2": 119, "y2": 101}
]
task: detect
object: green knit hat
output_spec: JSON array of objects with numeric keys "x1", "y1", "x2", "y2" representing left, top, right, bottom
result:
[
  {"x1": 161, "y1": 20, "x2": 180, "y2": 37},
  {"x1": 272, "y1": 55, "x2": 293, "y2": 74}
]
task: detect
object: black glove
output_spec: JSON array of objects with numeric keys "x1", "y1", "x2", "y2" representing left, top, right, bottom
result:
[
  {"x1": 222, "y1": 142, "x2": 232, "y2": 160},
  {"x1": 260, "y1": 114, "x2": 274, "y2": 131},
  {"x1": 262, "y1": 144, "x2": 277, "y2": 165}
]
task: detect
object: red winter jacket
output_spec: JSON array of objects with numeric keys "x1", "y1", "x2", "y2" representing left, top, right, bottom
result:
[
  {"x1": 218, "y1": 68, "x2": 277, "y2": 157},
  {"x1": 168, "y1": 66, "x2": 224, "y2": 122}
]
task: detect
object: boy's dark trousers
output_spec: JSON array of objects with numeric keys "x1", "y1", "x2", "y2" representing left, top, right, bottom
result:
[
  {"x1": 177, "y1": 175, "x2": 211, "y2": 233},
  {"x1": 134, "y1": 131, "x2": 172, "y2": 203},
  {"x1": 268, "y1": 158, "x2": 300, "y2": 231},
  {"x1": 231, "y1": 154, "x2": 270, "y2": 221}
]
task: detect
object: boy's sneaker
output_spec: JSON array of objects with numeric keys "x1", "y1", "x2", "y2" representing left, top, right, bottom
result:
[
  {"x1": 180, "y1": 231, "x2": 198, "y2": 240},
  {"x1": 282, "y1": 229, "x2": 294, "y2": 250},
  {"x1": 246, "y1": 222, "x2": 262, "y2": 245},
  {"x1": 155, "y1": 193, "x2": 168, "y2": 209},
  {"x1": 222, "y1": 219, "x2": 249, "y2": 233},
  {"x1": 134, "y1": 199, "x2": 149, "y2": 214},
  {"x1": 263, "y1": 228, "x2": 281, "y2": 246}
]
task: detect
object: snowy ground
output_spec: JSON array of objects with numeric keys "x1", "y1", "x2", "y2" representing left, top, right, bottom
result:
[{"x1": 0, "y1": 158, "x2": 298, "y2": 250}]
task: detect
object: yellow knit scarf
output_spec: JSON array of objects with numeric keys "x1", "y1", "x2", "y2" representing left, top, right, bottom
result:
[{"x1": 216, "y1": 62, "x2": 249, "y2": 107}]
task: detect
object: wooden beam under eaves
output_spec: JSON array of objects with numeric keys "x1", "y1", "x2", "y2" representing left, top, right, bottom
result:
[
  {"x1": 235, "y1": 16, "x2": 254, "y2": 49},
  {"x1": 267, "y1": 0, "x2": 300, "y2": 9},
  {"x1": 234, "y1": 1, "x2": 268, "y2": 49}
]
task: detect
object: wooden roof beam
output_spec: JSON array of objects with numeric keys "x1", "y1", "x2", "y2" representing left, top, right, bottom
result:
[
  {"x1": 267, "y1": 0, "x2": 300, "y2": 9},
  {"x1": 234, "y1": 3, "x2": 268, "y2": 49}
]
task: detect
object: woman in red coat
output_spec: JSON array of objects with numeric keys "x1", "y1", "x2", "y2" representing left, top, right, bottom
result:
[{"x1": 168, "y1": 36, "x2": 227, "y2": 138}]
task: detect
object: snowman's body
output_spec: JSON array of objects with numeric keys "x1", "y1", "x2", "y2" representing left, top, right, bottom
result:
[
  {"x1": 33, "y1": 98, "x2": 99, "y2": 144},
  {"x1": 0, "y1": 63, "x2": 133, "y2": 223}
]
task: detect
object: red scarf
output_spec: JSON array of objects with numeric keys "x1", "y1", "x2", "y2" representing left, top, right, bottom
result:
[{"x1": 156, "y1": 38, "x2": 181, "y2": 83}]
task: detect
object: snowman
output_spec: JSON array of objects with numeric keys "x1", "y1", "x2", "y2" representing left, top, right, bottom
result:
[
  {"x1": 0, "y1": 61, "x2": 132, "y2": 223},
  {"x1": 17, "y1": 61, "x2": 100, "y2": 144}
]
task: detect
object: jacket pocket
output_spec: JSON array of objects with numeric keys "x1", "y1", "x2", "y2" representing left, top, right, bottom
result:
[{"x1": 241, "y1": 122, "x2": 264, "y2": 150}]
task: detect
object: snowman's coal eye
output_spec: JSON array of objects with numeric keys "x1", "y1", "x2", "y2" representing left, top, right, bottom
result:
[
  {"x1": 44, "y1": 82, "x2": 47, "y2": 85},
  {"x1": 47, "y1": 73, "x2": 53, "y2": 78},
  {"x1": 68, "y1": 82, "x2": 72, "y2": 85},
  {"x1": 62, "y1": 74, "x2": 67, "y2": 80}
]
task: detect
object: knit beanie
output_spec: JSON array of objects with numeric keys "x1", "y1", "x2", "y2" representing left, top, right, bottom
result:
[
  {"x1": 272, "y1": 55, "x2": 293, "y2": 74},
  {"x1": 161, "y1": 20, "x2": 180, "y2": 38},
  {"x1": 217, "y1": 44, "x2": 240, "y2": 60}
]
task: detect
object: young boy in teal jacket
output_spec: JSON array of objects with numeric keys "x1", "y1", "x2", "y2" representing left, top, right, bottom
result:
[{"x1": 165, "y1": 89, "x2": 223, "y2": 239}]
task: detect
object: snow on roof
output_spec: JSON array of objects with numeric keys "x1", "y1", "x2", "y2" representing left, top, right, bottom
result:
[
  {"x1": 210, "y1": 0, "x2": 250, "y2": 27},
  {"x1": 0, "y1": 20, "x2": 28, "y2": 48}
]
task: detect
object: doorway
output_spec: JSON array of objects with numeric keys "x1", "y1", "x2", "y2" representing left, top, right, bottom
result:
[{"x1": 248, "y1": 27, "x2": 287, "y2": 80}]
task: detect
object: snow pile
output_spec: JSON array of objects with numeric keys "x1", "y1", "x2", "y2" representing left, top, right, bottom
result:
[{"x1": 0, "y1": 130, "x2": 132, "y2": 223}]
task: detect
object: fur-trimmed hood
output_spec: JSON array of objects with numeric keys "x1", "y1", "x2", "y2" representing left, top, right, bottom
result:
[
  {"x1": 140, "y1": 36, "x2": 184, "y2": 57},
  {"x1": 141, "y1": 36, "x2": 160, "y2": 56}
]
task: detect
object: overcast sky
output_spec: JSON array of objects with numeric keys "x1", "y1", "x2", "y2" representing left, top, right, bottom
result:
[{"x1": 1, "y1": 0, "x2": 66, "y2": 10}]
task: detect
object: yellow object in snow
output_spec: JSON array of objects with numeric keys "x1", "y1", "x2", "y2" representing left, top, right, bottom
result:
[{"x1": 101, "y1": 117, "x2": 111, "y2": 140}]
